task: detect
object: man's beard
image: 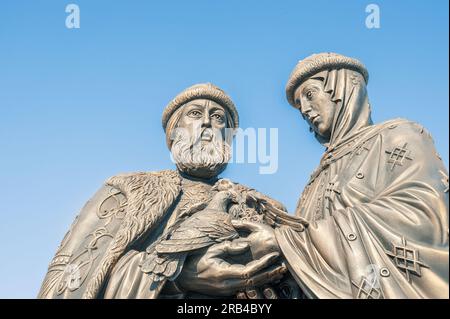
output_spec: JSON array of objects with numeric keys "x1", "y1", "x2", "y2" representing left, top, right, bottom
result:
[{"x1": 171, "y1": 127, "x2": 232, "y2": 179}]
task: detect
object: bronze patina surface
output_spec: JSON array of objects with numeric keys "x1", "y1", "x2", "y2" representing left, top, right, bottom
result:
[{"x1": 39, "y1": 54, "x2": 449, "y2": 299}]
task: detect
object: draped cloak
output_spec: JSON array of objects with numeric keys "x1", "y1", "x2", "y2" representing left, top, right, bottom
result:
[
  {"x1": 275, "y1": 69, "x2": 449, "y2": 298},
  {"x1": 38, "y1": 171, "x2": 287, "y2": 299}
]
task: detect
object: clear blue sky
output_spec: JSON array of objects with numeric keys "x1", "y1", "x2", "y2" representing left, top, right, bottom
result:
[{"x1": 0, "y1": 0, "x2": 448, "y2": 298}]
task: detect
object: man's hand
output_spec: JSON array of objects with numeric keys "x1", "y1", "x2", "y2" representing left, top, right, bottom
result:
[{"x1": 177, "y1": 240, "x2": 287, "y2": 297}]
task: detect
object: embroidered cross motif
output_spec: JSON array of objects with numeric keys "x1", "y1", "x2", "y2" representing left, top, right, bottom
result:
[
  {"x1": 385, "y1": 143, "x2": 413, "y2": 170},
  {"x1": 385, "y1": 237, "x2": 429, "y2": 282},
  {"x1": 352, "y1": 276, "x2": 384, "y2": 299}
]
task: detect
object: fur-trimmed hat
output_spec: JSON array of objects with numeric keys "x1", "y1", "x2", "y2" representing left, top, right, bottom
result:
[
  {"x1": 285, "y1": 52, "x2": 369, "y2": 106},
  {"x1": 162, "y1": 83, "x2": 239, "y2": 131}
]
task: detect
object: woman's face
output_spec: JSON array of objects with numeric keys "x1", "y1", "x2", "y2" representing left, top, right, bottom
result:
[{"x1": 294, "y1": 78, "x2": 337, "y2": 140}]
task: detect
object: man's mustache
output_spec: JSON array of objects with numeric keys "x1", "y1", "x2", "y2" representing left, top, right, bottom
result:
[
  {"x1": 172, "y1": 126, "x2": 224, "y2": 148},
  {"x1": 192, "y1": 127, "x2": 219, "y2": 145}
]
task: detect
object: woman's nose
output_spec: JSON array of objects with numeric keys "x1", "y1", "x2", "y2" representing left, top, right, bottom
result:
[
  {"x1": 303, "y1": 104, "x2": 312, "y2": 113},
  {"x1": 301, "y1": 103, "x2": 312, "y2": 114}
]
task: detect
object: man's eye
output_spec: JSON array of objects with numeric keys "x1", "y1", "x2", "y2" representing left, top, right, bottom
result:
[
  {"x1": 188, "y1": 110, "x2": 202, "y2": 117},
  {"x1": 306, "y1": 90, "x2": 314, "y2": 99},
  {"x1": 212, "y1": 114, "x2": 224, "y2": 121}
]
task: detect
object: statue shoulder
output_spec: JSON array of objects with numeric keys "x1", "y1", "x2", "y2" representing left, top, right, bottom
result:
[
  {"x1": 38, "y1": 183, "x2": 128, "y2": 298},
  {"x1": 66, "y1": 169, "x2": 180, "y2": 227},
  {"x1": 366, "y1": 118, "x2": 446, "y2": 177},
  {"x1": 106, "y1": 170, "x2": 181, "y2": 190},
  {"x1": 376, "y1": 118, "x2": 438, "y2": 150}
]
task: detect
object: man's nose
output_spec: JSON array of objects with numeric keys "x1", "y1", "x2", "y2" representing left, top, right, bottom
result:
[{"x1": 201, "y1": 112, "x2": 211, "y2": 127}]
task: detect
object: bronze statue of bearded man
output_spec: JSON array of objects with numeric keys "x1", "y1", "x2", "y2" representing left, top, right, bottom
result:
[{"x1": 38, "y1": 83, "x2": 292, "y2": 299}]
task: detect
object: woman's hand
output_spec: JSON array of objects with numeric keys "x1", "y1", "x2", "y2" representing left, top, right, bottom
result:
[
  {"x1": 231, "y1": 220, "x2": 281, "y2": 259},
  {"x1": 177, "y1": 240, "x2": 287, "y2": 297}
]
